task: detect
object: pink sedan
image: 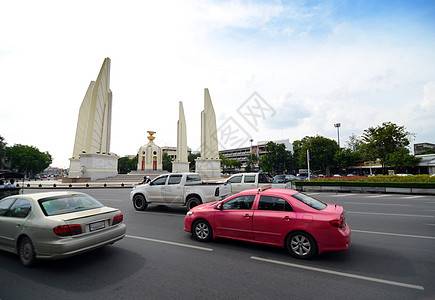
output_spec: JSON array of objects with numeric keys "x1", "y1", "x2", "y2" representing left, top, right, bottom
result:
[{"x1": 184, "y1": 188, "x2": 350, "y2": 259}]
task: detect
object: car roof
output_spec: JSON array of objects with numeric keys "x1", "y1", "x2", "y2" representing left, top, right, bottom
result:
[{"x1": 237, "y1": 188, "x2": 299, "y2": 197}]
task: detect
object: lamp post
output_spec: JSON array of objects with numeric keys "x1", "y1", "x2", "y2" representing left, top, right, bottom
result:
[
  {"x1": 250, "y1": 138, "x2": 253, "y2": 154},
  {"x1": 334, "y1": 123, "x2": 341, "y2": 148}
]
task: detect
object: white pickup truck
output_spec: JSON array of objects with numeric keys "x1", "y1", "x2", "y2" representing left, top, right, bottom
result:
[
  {"x1": 225, "y1": 173, "x2": 288, "y2": 194},
  {"x1": 130, "y1": 173, "x2": 231, "y2": 211}
]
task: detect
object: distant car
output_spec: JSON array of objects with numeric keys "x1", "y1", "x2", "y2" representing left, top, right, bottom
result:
[
  {"x1": 0, "y1": 191, "x2": 126, "y2": 267},
  {"x1": 272, "y1": 175, "x2": 287, "y2": 183},
  {"x1": 285, "y1": 175, "x2": 298, "y2": 181},
  {"x1": 273, "y1": 174, "x2": 298, "y2": 183},
  {"x1": 184, "y1": 188, "x2": 351, "y2": 259}
]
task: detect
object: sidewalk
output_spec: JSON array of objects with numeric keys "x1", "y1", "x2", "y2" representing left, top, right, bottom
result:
[{"x1": 18, "y1": 179, "x2": 137, "y2": 189}]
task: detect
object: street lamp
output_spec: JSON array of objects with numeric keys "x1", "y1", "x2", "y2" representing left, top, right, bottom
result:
[
  {"x1": 334, "y1": 123, "x2": 341, "y2": 148},
  {"x1": 250, "y1": 138, "x2": 253, "y2": 153}
]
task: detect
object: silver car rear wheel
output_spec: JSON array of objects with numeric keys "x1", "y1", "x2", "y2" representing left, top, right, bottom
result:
[{"x1": 19, "y1": 237, "x2": 36, "y2": 267}]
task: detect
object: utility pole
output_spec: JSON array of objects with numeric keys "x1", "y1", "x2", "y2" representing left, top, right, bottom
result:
[{"x1": 307, "y1": 149, "x2": 311, "y2": 181}]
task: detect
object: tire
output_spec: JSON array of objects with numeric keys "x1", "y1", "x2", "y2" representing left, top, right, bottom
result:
[
  {"x1": 286, "y1": 232, "x2": 317, "y2": 259},
  {"x1": 133, "y1": 194, "x2": 148, "y2": 211},
  {"x1": 19, "y1": 237, "x2": 36, "y2": 267},
  {"x1": 186, "y1": 197, "x2": 201, "y2": 211},
  {"x1": 192, "y1": 220, "x2": 212, "y2": 242}
]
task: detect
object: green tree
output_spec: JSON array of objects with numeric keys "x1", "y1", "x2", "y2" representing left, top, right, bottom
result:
[
  {"x1": 260, "y1": 142, "x2": 292, "y2": 174},
  {"x1": 297, "y1": 136, "x2": 339, "y2": 175},
  {"x1": 118, "y1": 156, "x2": 137, "y2": 174},
  {"x1": 220, "y1": 154, "x2": 242, "y2": 173},
  {"x1": 334, "y1": 148, "x2": 363, "y2": 171},
  {"x1": 346, "y1": 133, "x2": 363, "y2": 152},
  {"x1": 385, "y1": 147, "x2": 421, "y2": 172},
  {"x1": 162, "y1": 152, "x2": 173, "y2": 172},
  {"x1": 245, "y1": 153, "x2": 259, "y2": 172},
  {"x1": 0, "y1": 135, "x2": 6, "y2": 169},
  {"x1": 419, "y1": 147, "x2": 435, "y2": 155},
  {"x1": 6, "y1": 144, "x2": 52, "y2": 175},
  {"x1": 292, "y1": 136, "x2": 311, "y2": 169},
  {"x1": 361, "y1": 122, "x2": 414, "y2": 174},
  {"x1": 188, "y1": 153, "x2": 200, "y2": 171}
]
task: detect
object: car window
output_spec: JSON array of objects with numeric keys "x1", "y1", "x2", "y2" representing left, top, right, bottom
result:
[
  {"x1": 222, "y1": 195, "x2": 255, "y2": 210},
  {"x1": 228, "y1": 175, "x2": 242, "y2": 184},
  {"x1": 0, "y1": 198, "x2": 16, "y2": 216},
  {"x1": 244, "y1": 175, "x2": 256, "y2": 183},
  {"x1": 186, "y1": 174, "x2": 201, "y2": 182},
  {"x1": 39, "y1": 194, "x2": 104, "y2": 216},
  {"x1": 152, "y1": 176, "x2": 168, "y2": 185},
  {"x1": 258, "y1": 195, "x2": 293, "y2": 211},
  {"x1": 259, "y1": 174, "x2": 271, "y2": 183},
  {"x1": 168, "y1": 175, "x2": 182, "y2": 185},
  {"x1": 8, "y1": 199, "x2": 31, "y2": 218},
  {"x1": 292, "y1": 193, "x2": 327, "y2": 210}
]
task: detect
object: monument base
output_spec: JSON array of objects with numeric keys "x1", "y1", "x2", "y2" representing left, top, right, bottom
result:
[
  {"x1": 68, "y1": 154, "x2": 119, "y2": 181},
  {"x1": 195, "y1": 159, "x2": 221, "y2": 179},
  {"x1": 172, "y1": 161, "x2": 190, "y2": 173}
]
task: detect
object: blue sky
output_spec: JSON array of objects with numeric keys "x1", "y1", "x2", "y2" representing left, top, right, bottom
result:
[{"x1": 1, "y1": 0, "x2": 434, "y2": 167}]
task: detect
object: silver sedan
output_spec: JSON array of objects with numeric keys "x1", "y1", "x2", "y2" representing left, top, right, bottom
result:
[{"x1": 0, "y1": 191, "x2": 126, "y2": 267}]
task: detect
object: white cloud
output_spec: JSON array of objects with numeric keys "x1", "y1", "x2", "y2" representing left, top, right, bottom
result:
[{"x1": 1, "y1": 0, "x2": 434, "y2": 168}]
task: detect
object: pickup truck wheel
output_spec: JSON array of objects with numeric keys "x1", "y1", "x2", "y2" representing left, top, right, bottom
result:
[
  {"x1": 186, "y1": 197, "x2": 201, "y2": 210},
  {"x1": 193, "y1": 220, "x2": 212, "y2": 242},
  {"x1": 133, "y1": 194, "x2": 148, "y2": 211}
]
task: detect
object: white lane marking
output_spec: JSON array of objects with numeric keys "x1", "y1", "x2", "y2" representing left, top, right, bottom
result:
[
  {"x1": 367, "y1": 195, "x2": 391, "y2": 198},
  {"x1": 343, "y1": 202, "x2": 412, "y2": 206},
  {"x1": 401, "y1": 196, "x2": 426, "y2": 199},
  {"x1": 348, "y1": 211, "x2": 434, "y2": 218},
  {"x1": 334, "y1": 194, "x2": 354, "y2": 197},
  {"x1": 352, "y1": 230, "x2": 435, "y2": 240},
  {"x1": 426, "y1": 202, "x2": 435, "y2": 204},
  {"x1": 126, "y1": 235, "x2": 213, "y2": 251},
  {"x1": 251, "y1": 256, "x2": 424, "y2": 290},
  {"x1": 424, "y1": 224, "x2": 435, "y2": 226}
]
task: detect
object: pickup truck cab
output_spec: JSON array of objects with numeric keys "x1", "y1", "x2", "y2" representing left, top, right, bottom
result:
[
  {"x1": 225, "y1": 173, "x2": 273, "y2": 194},
  {"x1": 130, "y1": 173, "x2": 231, "y2": 211}
]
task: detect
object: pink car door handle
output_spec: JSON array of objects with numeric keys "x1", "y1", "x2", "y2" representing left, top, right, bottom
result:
[
  {"x1": 243, "y1": 214, "x2": 251, "y2": 219},
  {"x1": 283, "y1": 216, "x2": 292, "y2": 221}
]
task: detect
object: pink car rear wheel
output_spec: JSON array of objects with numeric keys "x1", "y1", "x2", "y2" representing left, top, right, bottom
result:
[{"x1": 286, "y1": 232, "x2": 317, "y2": 259}]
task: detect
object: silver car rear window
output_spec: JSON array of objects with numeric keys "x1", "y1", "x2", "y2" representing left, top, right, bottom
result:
[{"x1": 38, "y1": 194, "x2": 104, "y2": 216}]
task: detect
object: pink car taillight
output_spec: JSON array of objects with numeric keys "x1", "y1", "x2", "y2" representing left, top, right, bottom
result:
[
  {"x1": 113, "y1": 213, "x2": 123, "y2": 225},
  {"x1": 53, "y1": 224, "x2": 83, "y2": 236},
  {"x1": 330, "y1": 213, "x2": 345, "y2": 228}
]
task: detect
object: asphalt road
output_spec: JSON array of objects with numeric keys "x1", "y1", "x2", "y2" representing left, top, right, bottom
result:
[{"x1": 1, "y1": 189, "x2": 434, "y2": 299}]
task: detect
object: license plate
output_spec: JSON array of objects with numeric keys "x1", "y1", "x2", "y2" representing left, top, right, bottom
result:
[{"x1": 89, "y1": 220, "x2": 105, "y2": 231}]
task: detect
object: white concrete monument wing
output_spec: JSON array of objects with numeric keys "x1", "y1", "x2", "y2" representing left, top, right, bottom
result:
[
  {"x1": 173, "y1": 101, "x2": 189, "y2": 173},
  {"x1": 201, "y1": 88, "x2": 219, "y2": 159},
  {"x1": 177, "y1": 101, "x2": 188, "y2": 163},
  {"x1": 196, "y1": 88, "x2": 221, "y2": 179},
  {"x1": 69, "y1": 58, "x2": 118, "y2": 180}
]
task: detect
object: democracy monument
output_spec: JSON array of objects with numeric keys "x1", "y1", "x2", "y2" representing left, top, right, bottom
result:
[{"x1": 67, "y1": 58, "x2": 222, "y2": 180}]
